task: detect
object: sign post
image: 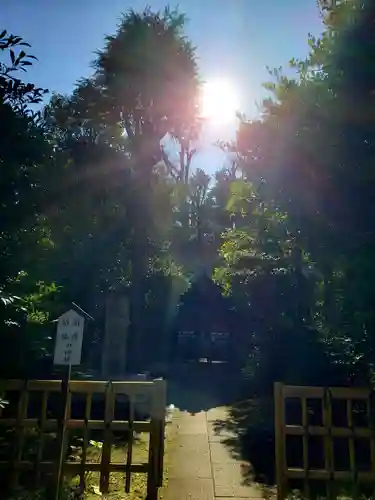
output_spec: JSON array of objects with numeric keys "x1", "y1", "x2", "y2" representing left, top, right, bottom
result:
[{"x1": 53, "y1": 309, "x2": 85, "y2": 500}]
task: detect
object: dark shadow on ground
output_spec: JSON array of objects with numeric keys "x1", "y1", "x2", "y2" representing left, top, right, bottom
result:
[
  {"x1": 165, "y1": 360, "x2": 244, "y2": 413},
  {"x1": 212, "y1": 396, "x2": 375, "y2": 499},
  {"x1": 163, "y1": 361, "x2": 276, "y2": 492},
  {"x1": 212, "y1": 397, "x2": 276, "y2": 487}
]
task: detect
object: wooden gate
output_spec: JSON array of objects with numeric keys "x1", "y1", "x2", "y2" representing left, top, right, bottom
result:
[
  {"x1": 0, "y1": 378, "x2": 166, "y2": 499},
  {"x1": 274, "y1": 382, "x2": 375, "y2": 499}
]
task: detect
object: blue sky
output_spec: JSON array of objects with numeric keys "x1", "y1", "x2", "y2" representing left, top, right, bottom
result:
[{"x1": 1, "y1": 0, "x2": 323, "y2": 170}]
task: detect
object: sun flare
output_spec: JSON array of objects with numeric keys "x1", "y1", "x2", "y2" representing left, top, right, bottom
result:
[{"x1": 200, "y1": 78, "x2": 239, "y2": 124}]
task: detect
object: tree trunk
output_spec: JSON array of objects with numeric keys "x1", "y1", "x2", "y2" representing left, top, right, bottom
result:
[{"x1": 128, "y1": 143, "x2": 154, "y2": 373}]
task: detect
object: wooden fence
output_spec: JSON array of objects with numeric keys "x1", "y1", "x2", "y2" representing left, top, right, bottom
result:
[
  {"x1": 274, "y1": 382, "x2": 375, "y2": 499},
  {"x1": 0, "y1": 378, "x2": 166, "y2": 499}
]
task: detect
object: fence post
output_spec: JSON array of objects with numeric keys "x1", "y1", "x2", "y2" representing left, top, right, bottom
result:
[
  {"x1": 274, "y1": 382, "x2": 286, "y2": 500},
  {"x1": 55, "y1": 371, "x2": 71, "y2": 500},
  {"x1": 100, "y1": 381, "x2": 114, "y2": 494},
  {"x1": 147, "y1": 378, "x2": 166, "y2": 500},
  {"x1": 12, "y1": 381, "x2": 28, "y2": 490},
  {"x1": 155, "y1": 379, "x2": 166, "y2": 487}
]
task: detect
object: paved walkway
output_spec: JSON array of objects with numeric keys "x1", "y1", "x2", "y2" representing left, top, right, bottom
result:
[{"x1": 163, "y1": 407, "x2": 269, "y2": 500}]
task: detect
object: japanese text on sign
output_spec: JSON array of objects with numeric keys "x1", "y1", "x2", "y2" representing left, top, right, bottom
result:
[{"x1": 53, "y1": 309, "x2": 85, "y2": 366}]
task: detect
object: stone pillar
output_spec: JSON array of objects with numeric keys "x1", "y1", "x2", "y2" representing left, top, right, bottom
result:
[{"x1": 101, "y1": 295, "x2": 129, "y2": 380}]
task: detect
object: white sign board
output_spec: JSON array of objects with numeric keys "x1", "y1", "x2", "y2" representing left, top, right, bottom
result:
[{"x1": 53, "y1": 309, "x2": 85, "y2": 366}]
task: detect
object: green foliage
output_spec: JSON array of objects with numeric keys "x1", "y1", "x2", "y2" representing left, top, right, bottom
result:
[
  {"x1": 89, "y1": 439, "x2": 103, "y2": 449},
  {"x1": 2, "y1": 0, "x2": 375, "y2": 390},
  {"x1": 222, "y1": 0, "x2": 375, "y2": 390},
  {"x1": 0, "y1": 6, "x2": 202, "y2": 374},
  {"x1": 3, "y1": 4, "x2": 375, "y2": 496},
  {"x1": 0, "y1": 30, "x2": 59, "y2": 375},
  {"x1": 214, "y1": 179, "x2": 329, "y2": 392},
  {"x1": 0, "y1": 30, "x2": 48, "y2": 117}
]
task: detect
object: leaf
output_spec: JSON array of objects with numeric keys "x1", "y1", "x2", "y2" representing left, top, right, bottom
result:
[
  {"x1": 10, "y1": 49, "x2": 15, "y2": 64},
  {"x1": 89, "y1": 440, "x2": 103, "y2": 449},
  {"x1": 0, "y1": 30, "x2": 6, "y2": 39},
  {"x1": 0, "y1": 399, "x2": 9, "y2": 409},
  {"x1": 90, "y1": 485, "x2": 101, "y2": 496}
]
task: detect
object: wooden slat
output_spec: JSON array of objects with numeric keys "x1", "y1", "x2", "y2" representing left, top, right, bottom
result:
[
  {"x1": 27, "y1": 380, "x2": 61, "y2": 392},
  {"x1": 68, "y1": 462, "x2": 148, "y2": 474},
  {"x1": 125, "y1": 396, "x2": 135, "y2": 493},
  {"x1": 68, "y1": 420, "x2": 150, "y2": 432},
  {"x1": 0, "y1": 418, "x2": 58, "y2": 428},
  {"x1": 0, "y1": 418, "x2": 150, "y2": 432},
  {"x1": 0, "y1": 380, "x2": 24, "y2": 391},
  {"x1": 100, "y1": 382, "x2": 114, "y2": 494},
  {"x1": 283, "y1": 385, "x2": 325, "y2": 399},
  {"x1": 368, "y1": 396, "x2": 375, "y2": 499},
  {"x1": 112, "y1": 381, "x2": 154, "y2": 396},
  {"x1": 287, "y1": 468, "x2": 375, "y2": 482},
  {"x1": 35, "y1": 391, "x2": 48, "y2": 487},
  {"x1": 55, "y1": 374, "x2": 72, "y2": 500},
  {"x1": 147, "y1": 382, "x2": 162, "y2": 500},
  {"x1": 0, "y1": 379, "x2": 156, "y2": 394},
  {"x1": 283, "y1": 385, "x2": 371, "y2": 400},
  {"x1": 347, "y1": 399, "x2": 358, "y2": 498},
  {"x1": 347, "y1": 400, "x2": 355, "y2": 474},
  {"x1": 69, "y1": 380, "x2": 107, "y2": 393},
  {"x1": 11, "y1": 383, "x2": 28, "y2": 488},
  {"x1": 0, "y1": 460, "x2": 148, "y2": 473},
  {"x1": 329, "y1": 388, "x2": 371, "y2": 400},
  {"x1": 156, "y1": 379, "x2": 167, "y2": 487},
  {"x1": 301, "y1": 397, "x2": 310, "y2": 499},
  {"x1": 323, "y1": 388, "x2": 333, "y2": 500},
  {"x1": 80, "y1": 392, "x2": 92, "y2": 492},
  {"x1": 285, "y1": 424, "x2": 374, "y2": 438},
  {"x1": 111, "y1": 420, "x2": 150, "y2": 432},
  {"x1": 275, "y1": 382, "x2": 286, "y2": 500}
]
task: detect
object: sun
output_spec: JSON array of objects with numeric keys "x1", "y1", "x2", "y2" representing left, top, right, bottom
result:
[{"x1": 200, "y1": 78, "x2": 239, "y2": 124}]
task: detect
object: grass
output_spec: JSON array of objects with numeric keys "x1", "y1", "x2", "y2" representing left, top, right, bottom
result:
[
  {"x1": 76, "y1": 433, "x2": 149, "y2": 499},
  {"x1": 0, "y1": 422, "x2": 175, "y2": 500},
  {"x1": 66, "y1": 426, "x2": 175, "y2": 500},
  {"x1": 0, "y1": 403, "x2": 176, "y2": 500}
]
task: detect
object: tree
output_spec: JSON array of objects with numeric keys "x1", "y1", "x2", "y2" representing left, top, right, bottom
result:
[
  {"x1": 0, "y1": 30, "x2": 47, "y2": 115},
  {"x1": 90, "y1": 7, "x2": 200, "y2": 368},
  {"x1": 213, "y1": 179, "x2": 329, "y2": 391},
  {"x1": 0, "y1": 31, "x2": 58, "y2": 376},
  {"x1": 231, "y1": 0, "x2": 375, "y2": 384},
  {"x1": 41, "y1": 7, "x2": 201, "y2": 370}
]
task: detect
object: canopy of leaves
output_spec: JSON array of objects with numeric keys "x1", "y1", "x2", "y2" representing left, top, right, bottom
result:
[
  {"x1": 2, "y1": 0, "x2": 375, "y2": 392},
  {"x1": 215, "y1": 0, "x2": 375, "y2": 389}
]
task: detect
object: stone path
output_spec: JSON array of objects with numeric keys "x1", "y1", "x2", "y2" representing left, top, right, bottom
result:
[{"x1": 163, "y1": 406, "x2": 270, "y2": 500}]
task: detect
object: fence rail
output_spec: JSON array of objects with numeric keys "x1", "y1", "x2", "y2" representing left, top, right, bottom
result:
[
  {"x1": 274, "y1": 382, "x2": 375, "y2": 500},
  {"x1": 0, "y1": 378, "x2": 166, "y2": 500}
]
